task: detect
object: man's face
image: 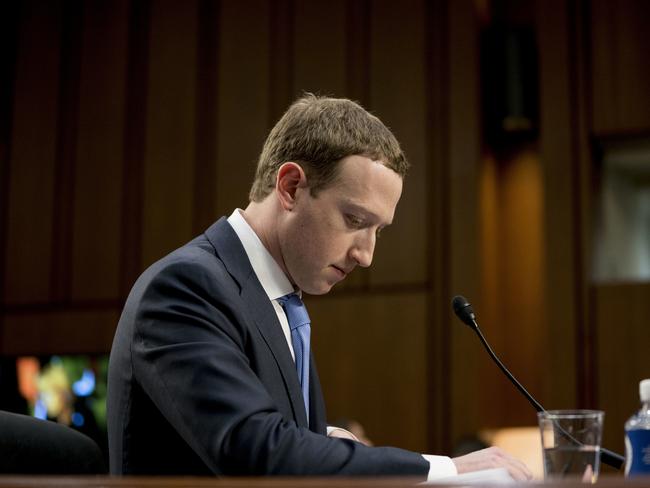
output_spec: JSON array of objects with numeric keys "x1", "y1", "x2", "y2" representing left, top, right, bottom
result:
[{"x1": 278, "y1": 155, "x2": 403, "y2": 295}]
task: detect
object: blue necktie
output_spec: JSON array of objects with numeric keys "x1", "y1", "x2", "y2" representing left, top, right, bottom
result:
[{"x1": 278, "y1": 293, "x2": 311, "y2": 420}]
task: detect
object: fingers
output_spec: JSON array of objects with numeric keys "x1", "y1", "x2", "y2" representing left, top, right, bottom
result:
[
  {"x1": 481, "y1": 446, "x2": 532, "y2": 481},
  {"x1": 495, "y1": 448, "x2": 532, "y2": 481},
  {"x1": 452, "y1": 446, "x2": 533, "y2": 481}
]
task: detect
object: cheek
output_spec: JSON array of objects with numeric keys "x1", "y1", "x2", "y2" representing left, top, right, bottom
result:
[
  {"x1": 286, "y1": 219, "x2": 322, "y2": 267},
  {"x1": 292, "y1": 204, "x2": 350, "y2": 265},
  {"x1": 294, "y1": 221, "x2": 337, "y2": 265},
  {"x1": 300, "y1": 225, "x2": 328, "y2": 261},
  {"x1": 315, "y1": 233, "x2": 352, "y2": 264}
]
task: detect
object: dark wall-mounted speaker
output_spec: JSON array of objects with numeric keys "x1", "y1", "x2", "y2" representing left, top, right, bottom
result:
[{"x1": 481, "y1": 25, "x2": 539, "y2": 145}]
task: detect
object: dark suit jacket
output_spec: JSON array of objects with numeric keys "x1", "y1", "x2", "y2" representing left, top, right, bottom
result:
[{"x1": 107, "y1": 217, "x2": 429, "y2": 476}]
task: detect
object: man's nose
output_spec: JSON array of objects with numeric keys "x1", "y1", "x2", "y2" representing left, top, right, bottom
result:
[{"x1": 350, "y1": 232, "x2": 375, "y2": 268}]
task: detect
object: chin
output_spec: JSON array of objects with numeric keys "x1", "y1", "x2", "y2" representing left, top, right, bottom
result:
[
  {"x1": 301, "y1": 280, "x2": 335, "y2": 296},
  {"x1": 302, "y1": 286, "x2": 332, "y2": 296}
]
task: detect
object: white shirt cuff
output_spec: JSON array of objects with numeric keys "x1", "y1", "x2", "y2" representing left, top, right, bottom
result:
[{"x1": 422, "y1": 454, "x2": 457, "y2": 480}]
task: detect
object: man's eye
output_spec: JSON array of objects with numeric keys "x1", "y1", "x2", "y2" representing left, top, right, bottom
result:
[{"x1": 346, "y1": 214, "x2": 363, "y2": 228}]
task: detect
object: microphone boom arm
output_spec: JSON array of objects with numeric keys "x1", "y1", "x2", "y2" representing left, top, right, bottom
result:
[{"x1": 473, "y1": 322, "x2": 544, "y2": 413}]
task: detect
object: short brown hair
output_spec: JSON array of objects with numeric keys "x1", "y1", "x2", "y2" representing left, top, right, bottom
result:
[{"x1": 249, "y1": 94, "x2": 408, "y2": 202}]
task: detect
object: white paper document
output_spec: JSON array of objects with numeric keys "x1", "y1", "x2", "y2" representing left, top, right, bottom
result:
[{"x1": 421, "y1": 467, "x2": 516, "y2": 485}]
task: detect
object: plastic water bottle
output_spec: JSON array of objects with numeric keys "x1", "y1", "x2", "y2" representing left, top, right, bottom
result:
[{"x1": 625, "y1": 378, "x2": 650, "y2": 477}]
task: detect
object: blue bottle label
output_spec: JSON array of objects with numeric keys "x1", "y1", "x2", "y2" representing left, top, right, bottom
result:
[{"x1": 626, "y1": 430, "x2": 650, "y2": 476}]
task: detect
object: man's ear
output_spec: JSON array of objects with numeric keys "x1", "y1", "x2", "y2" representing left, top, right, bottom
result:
[{"x1": 276, "y1": 162, "x2": 307, "y2": 210}]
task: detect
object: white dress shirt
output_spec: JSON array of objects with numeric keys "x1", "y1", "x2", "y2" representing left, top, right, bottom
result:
[
  {"x1": 227, "y1": 209, "x2": 297, "y2": 359},
  {"x1": 226, "y1": 209, "x2": 457, "y2": 480}
]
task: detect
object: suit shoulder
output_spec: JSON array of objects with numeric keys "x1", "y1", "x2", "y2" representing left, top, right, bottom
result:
[{"x1": 130, "y1": 234, "x2": 239, "y2": 302}]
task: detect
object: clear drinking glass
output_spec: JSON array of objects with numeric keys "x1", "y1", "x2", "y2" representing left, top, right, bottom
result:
[{"x1": 538, "y1": 410, "x2": 604, "y2": 483}]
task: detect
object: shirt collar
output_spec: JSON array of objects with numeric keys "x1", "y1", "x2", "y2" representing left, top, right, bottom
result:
[{"x1": 227, "y1": 209, "x2": 296, "y2": 301}]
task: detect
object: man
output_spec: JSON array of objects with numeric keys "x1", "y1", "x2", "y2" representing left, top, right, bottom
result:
[{"x1": 107, "y1": 95, "x2": 531, "y2": 480}]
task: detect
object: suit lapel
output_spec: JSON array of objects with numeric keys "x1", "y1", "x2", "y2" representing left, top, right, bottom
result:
[
  {"x1": 308, "y1": 355, "x2": 327, "y2": 434},
  {"x1": 240, "y1": 281, "x2": 308, "y2": 428},
  {"x1": 205, "y1": 218, "x2": 309, "y2": 428}
]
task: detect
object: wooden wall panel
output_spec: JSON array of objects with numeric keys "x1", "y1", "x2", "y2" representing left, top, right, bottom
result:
[
  {"x1": 574, "y1": 0, "x2": 598, "y2": 408},
  {"x1": 293, "y1": 0, "x2": 347, "y2": 98},
  {"x1": 71, "y1": 0, "x2": 128, "y2": 301},
  {"x1": 591, "y1": 0, "x2": 650, "y2": 134},
  {"x1": 536, "y1": 0, "x2": 579, "y2": 409},
  {"x1": 0, "y1": 3, "x2": 19, "y2": 324},
  {"x1": 308, "y1": 292, "x2": 428, "y2": 452},
  {"x1": 595, "y1": 283, "x2": 650, "y2": 453},
  {"x1": 268, "y1": 0, "x2": 294, "y2": 127},
  {"x1": 214, "y1": 0, "x2": 270, "y2": 217},
  {"x1": 4, "y1": 1, "x2": 61, "y2": 305},
  {"x1": 1, "y1": 308, "x2": 119, "y2": 355},
  {"x1": 424, "y1": 0, "x2": 453, "y2": 453},
  {"x1": 589, "y1": 1, "x2": 650, "y2": 450},
  {"x1": 487, "y1": 150, "x2": 547, "y2": 426},
  {"x1": 119, "y1": 0, "x2": 149, "y2": 294},
  {"x1": 368, "y1": 0, "x2": 428, "y2": 287},
  {"x1": 447, "y1": 0, "x2": 483, "y2": 447},
  {"x1": 191, "y1": 0, "x2": 219, "y2": 234},
  {"x1": 141, "y1": 0, "x2": 198, "y2": 266},
  {"x1": 345, "y1": 0, "x2": 371, "y2": 106},
  {"x1": 49, "y1": 0, "x2": 83, "y2": 303}
]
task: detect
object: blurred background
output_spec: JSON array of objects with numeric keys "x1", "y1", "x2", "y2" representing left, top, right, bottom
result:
[{"x1": 0, "y1": 0, "x2": 648, "y2": 475}]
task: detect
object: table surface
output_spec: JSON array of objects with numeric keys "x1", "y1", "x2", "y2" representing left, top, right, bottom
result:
[{"x1": 0, "y1": 475, "x2": 648, "y2": 488}]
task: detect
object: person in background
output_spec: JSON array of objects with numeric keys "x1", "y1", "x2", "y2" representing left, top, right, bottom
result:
[{"x1": 331, "y1": 418, "x2": 374, "y2": 446}]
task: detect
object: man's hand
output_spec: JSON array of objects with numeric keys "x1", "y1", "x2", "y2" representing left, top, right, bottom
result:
[{"x1": 452, "y1": 446, "x2": 533, "y2": 481}]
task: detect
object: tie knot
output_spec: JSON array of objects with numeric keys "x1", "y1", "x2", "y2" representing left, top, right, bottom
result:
[{"x1": 278, "y1": 293, "x2": 310, "y2": 330}]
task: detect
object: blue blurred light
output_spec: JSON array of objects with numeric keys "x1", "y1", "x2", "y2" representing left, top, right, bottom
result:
[
  {"x1": 71, "y1": 412, "x2": 85, "y2": 427},
  {"x1": 72, "y1": 369, "x2": 95, "y2": 397},
  {"x1": 34, "y1": 399, "x2": 47, "y2": 420}
]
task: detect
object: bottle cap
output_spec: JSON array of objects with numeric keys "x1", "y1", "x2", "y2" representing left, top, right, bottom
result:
[{"x1": 640, "y1": 379, "x2": 650, "y2": 402}]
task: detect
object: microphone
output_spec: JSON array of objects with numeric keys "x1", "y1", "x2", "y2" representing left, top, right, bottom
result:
[{"x1": 451, "y1": 295, "x2": 625, "y2": 470}]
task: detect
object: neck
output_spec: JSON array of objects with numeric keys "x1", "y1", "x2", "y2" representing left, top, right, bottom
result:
[{"x1": 241, "y1": 200, "x2": 290, "y2": 279}]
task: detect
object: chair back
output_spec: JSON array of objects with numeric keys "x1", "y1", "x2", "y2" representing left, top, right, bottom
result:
[{"x1": 0, "y1": 410, "x2": 106, "y2": 474}]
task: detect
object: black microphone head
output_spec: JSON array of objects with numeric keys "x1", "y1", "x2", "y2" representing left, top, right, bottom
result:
[{"x1": 452, "y1": 295, "x2": 477, "y2": 329}]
